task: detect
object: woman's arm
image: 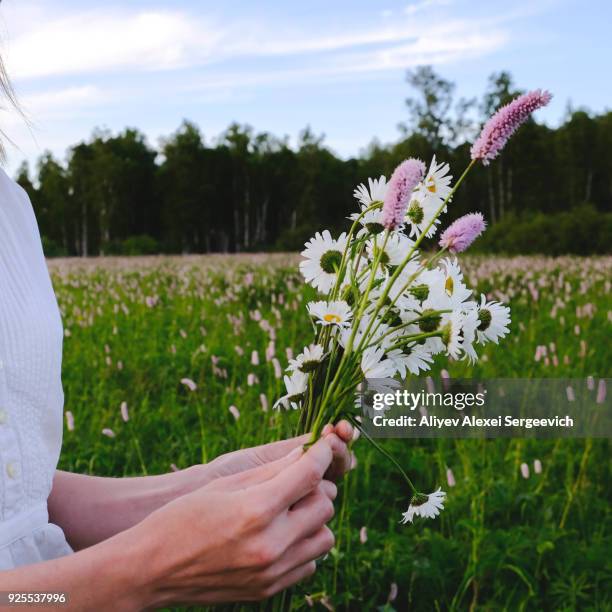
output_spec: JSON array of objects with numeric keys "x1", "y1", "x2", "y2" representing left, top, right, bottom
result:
[
  {"x1": 49, "y1": 422, "x2": 354, "y2": 550},
  {"x1": 47, "y1": 467, "x2": 205, "y2": 551},
  {"x1": 4, "y1": 438, "x2": 341, "y2": 609},
  {"x1": 0, "y1": 514, "x2": 157, "y2": 611}
]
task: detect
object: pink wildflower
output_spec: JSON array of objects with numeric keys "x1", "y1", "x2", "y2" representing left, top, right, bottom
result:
[
  {"x1": 471, "y1": 89, "x2": 552, "y2": 164},
  {"x1": 259, "y1": 393, "x2": 269, "y2": 412},
  {"x1": 359, "y1": 526, "x2": 368, "y2": 544},
  {"x1": 382, "y1": 158, "x2": 425, "y2": 230},
  {"x1": 596, "y1": 379, "x2": 606, "y2": 404},
  {"x1": 446, "y1": 468, "x2": 456, "y2": 487},
  {"x1": 65, "y1": 410, "x2": 75, "y2": 432},
  {"x1": 439, "y1": 213, "x2": 486, "y2": 253},
  {"x1": 120, "y1": 401, "x2": 129, "y2": 422},
  {"x1": 180, "y1": 377, "x2": 197, "y2": 392}
]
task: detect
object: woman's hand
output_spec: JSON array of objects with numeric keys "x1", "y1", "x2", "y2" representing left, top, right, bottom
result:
[
  {"x1": 200, "y1": 420, "x2": 355, "y2": 484},
  {"x1": 49, "y1": 422, "x2": 354, "y2": 551},
  {"x1": 133, "y1": 437, "x2": 340, "y2": 607}
]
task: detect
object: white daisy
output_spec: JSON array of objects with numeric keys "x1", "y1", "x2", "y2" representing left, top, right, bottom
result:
[
  {"x1": 308, "y1": 300, "x2": 353, "y2": 328},
  {"x1": 427, "y1": 258, "x2": 472, "y2": 308},
  {"x1": 404, "y1": 191, "x2": 442, "y2": 238},
  {"x1": 386, "y1": 344, "x2": 434, "y2": 377},
  {"x1": 460, "y1": 306, "x2": 480, "y2": 363},
  {"x1": 400, "y1": 488, "x2": 446, "y2": 524},
  {"x1": 300, "y1": 230, "x2": 348, "y2": 293},
  {"x1": 353, "y1": 175, "x2": 388, "y2": 206},
  {"x1": 351, "y1": 177, "x2": 388, "y2": 236},
  {"x1": 356, "y1": 378, "x2": 402, "y2": 416},
  {"x1": 355, "y1": 208, "x2": 386, "y2": 237},
  {"x1": 339, "y1": 314, "x2": 389, "y2": 351},
  {"x1": 475, "y1": 294, "x2": 511, "y2": 344},
  {"x1": 366, "y1": 233, "x2": 414, "y2": 267},
  {"x1": 287, "y1": 344, "x2": 325, "y2": 373},
  {"x1": 402, "y1": 268, "x2": 442, "y2": 307},
  {"x1": 419, "y1": 156, "x2": 453, "y2": 203},
  {"x1": 361, "y1": 347, "x2": 397, "y2": 379},
  {"x1": 273, "y1": 370, "x2": 308, "y2": 410},
  {"x1": 377, "y1": 256, "x2": 422, "y2": 311},
  {"x1": 440, "y1": 310, "x2": 465, "y2": 360}
]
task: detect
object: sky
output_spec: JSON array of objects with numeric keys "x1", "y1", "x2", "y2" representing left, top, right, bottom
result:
[{"x1": 0, "y1": 0, "x2": 610, "y2": 174}]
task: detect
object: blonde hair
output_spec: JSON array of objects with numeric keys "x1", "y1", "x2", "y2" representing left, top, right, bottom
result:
[{"x1": 0, "y1": 52, "x2": 22, "y2": 161}]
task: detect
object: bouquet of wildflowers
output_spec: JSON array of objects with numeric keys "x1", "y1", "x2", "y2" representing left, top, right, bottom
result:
[{"x1": 274, "y1": 90, "x2": 551, "y2": 524}]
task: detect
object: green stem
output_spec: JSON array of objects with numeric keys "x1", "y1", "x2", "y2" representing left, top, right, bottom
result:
[
  {"x1": 343, "y1": 413, "x2": 418, "y2": 495},
  {"x1": 363, "y1": 309, "x2": 451, "y2": 349}
]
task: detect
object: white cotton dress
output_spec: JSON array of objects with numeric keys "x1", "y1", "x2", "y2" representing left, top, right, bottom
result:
[{"x1": 0, "y1": 167, "x2": 74, "y2": 570}]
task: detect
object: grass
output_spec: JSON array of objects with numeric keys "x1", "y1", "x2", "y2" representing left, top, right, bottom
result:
[{"x1": 50, "y1": 254, "x2": 612, "y2": 611}]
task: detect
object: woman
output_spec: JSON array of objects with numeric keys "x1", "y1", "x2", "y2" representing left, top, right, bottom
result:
[{"x1": 0, "y1": 53, "x2": 353, "y2": 607}]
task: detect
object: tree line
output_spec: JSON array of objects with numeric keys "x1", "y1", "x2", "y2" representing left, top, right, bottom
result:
[{"x1": 15, "y1": 68, "x2": 612, "y2": 257}]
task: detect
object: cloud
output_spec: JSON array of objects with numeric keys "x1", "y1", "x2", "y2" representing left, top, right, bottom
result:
[
  {"x1": 1, "y1": 6, "x2": 223, "y2": 78},
  {"x1": 21, "y1": 85, "x2": 104, "y2": 114},
  {"x1": 0, "y1": 2, "x2": 507, "y2": 82},
  {"x1": 404, "y1": 0, "x2": 454, "y2": 16}
]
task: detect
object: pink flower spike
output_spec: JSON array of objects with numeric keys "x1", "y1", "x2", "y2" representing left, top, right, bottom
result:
[
  {"x1": 120, "y1": 401, "x2": 129, "y2": 422},
  {"x1": 471, "y1": 89, "x2": 552, "y2": 165},
  {"x1": 382, "y1": 158, "x2": 425, "y2": 230},
  {"x1": 439, "y1": 213, "x2": 486, "y2": 253},
  {"x1": 180, "y1": 377, "x2": 197, "y2": 392}
]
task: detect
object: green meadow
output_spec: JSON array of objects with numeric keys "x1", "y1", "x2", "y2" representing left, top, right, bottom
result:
[{"x1": 52, "y1": 254, "x2": 611, "y2": 611}]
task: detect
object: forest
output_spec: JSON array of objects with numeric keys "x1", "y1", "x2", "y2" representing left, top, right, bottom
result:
[{"x1": 14, "y1": 68, "x2": 612, "y2": 256}]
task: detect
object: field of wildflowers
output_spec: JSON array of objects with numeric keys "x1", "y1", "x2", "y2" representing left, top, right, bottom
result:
[{"x1": 50, "y1": 254, "x2": 611, "y2": 611}]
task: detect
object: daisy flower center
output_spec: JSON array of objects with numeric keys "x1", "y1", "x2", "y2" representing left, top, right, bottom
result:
[
  {"x1": 441, "y1": 321, "x2": 452, "y2": 346},
  {"x1": 382, "y1": 309, "x2": 402, "y2": 327},
  {"x1": 407, "y1": 200, "x2": 424, "y2": 224},
  {"x1": 300, "y1": 359, "x2": 320, "y2": 373},
  {"x1": 445, "y1": 276, "x2": 454, "y2": 296},
  {"x1": 324, "y1": 313, "x2": 342, "y2": 323},
  {"x1": 409, "y1": 283, "x2": 429, "y2": 302},
  {"x1": 365, "y1": 221, "x2": 384, "y2": 235},
  {"x1": 426, "y1": 177, "x2": 437, "y2": 193},
  {"x1": 418, "y1": 309, "x2": 441, "y2": 333},
  {"x1": 478, "y1": 308, "x2": 492, "y2": 331},
  {"x1": 411, "y1": 492, "x2": 430, "y2": 507},
  {"x1": 320, "y1": 250, "x2": 343, "y2": 274}
]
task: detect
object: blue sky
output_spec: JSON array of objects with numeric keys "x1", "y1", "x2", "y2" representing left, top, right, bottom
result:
[{"x1": 0, "y1": 0, "x2": 609, "y2": 174}]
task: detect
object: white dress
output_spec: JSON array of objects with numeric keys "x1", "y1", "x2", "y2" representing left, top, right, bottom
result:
[{"x1": 0, "y1": 167, "x2": 73, "y2": 570}]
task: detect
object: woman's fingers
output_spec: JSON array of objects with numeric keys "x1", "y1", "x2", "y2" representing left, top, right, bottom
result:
[
  {"x1": 254, "y1": 438, "x2": 333, "y2": 514},
  {"x1": 323, "y1": 432, "x2": 352, "y2": 482},
  {"x1": 321, "y1": 420, "x2": 352, "y2": 443},
  {"x1": 244, "y1": 434, "x2": 311, "y2": 466},
  {"x1": 265, "y1": 526, "x2": 334, "y2": 579},
  {"x1": 285, "y1": 484, "x2": 335, "y2": 542},
  {"x1": 334, "y1": 419, "x2": 354, "y2": 443},
  {"x1": 208, "y1": 446, "x2": 304, "y2": 492},
  {"x1": 260, "y1": 560, "x2": 318, "y2": 599}
]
